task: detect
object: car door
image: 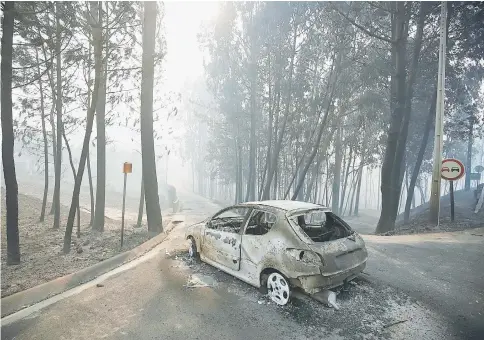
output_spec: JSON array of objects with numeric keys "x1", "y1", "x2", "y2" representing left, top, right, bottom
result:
[
  {"x1": 240, "y1": 209, "x2": 278, "y2": 273},
  {"x1": 202, "y1": 206, "x2": 251, "y2": 271}
]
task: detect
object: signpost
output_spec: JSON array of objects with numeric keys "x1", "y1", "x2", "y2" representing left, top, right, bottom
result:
[
  {"x1": 441, "y1": 158, "x2": 465, "y2": 222},
  {"x1": 121, "y1": 162, "x2": 132, "y2": 248}
]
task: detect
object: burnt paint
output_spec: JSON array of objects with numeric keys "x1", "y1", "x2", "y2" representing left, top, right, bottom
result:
[
  {"x1": 222, "y1": 236, "x2": 237, "y2": 247},
  {"x1": 206, "y1": 230, "x2": 222, "y2": 240}
]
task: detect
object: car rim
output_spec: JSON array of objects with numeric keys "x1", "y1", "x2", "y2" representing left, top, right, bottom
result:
[
  {"x1": 267, "y1": 272, "x2": 290, "y2": 305},
  {"x1": 188, "y1": 239, "x2": 195, "y2": 257}
]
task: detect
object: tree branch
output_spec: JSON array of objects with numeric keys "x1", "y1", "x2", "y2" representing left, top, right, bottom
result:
[{"x1": 329, "y1": 2, "x2": 393, "y2": 44}]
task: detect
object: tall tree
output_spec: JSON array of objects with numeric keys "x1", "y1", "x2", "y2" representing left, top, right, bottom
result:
[
  {"x1": 63, "y1": 1, "x2": 103, "y2": 253},
  {"x1": 52, "y1": 2, "x2": 63, "y2": 229},
  {"x1": 140, "y1": 1, "x2": 163, "y2": 234},
  {"x1": 36, "y1": 47, "x2": 49, "y2": 222},
  {"x1": 2, "y1": 1, "x2": 21, "y2": 265},
  {"x1": 93, "y1": 1, "x2": 108, "y2": 232}
]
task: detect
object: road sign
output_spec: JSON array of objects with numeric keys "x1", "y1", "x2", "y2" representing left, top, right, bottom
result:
[
  {"x1": 123, "y1": 162, "x2": 132, "y2": 174},
  {"x1": 470, "y1": 173, "x2": 481, "y2": 181},
  {"x1": 441, "y1": 158, "x2": 465, "y2": 181}
]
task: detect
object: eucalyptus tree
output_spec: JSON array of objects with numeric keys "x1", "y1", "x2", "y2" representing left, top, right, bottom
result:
[
  {"x1": 63, "y1": 1, "x2": 103, "y2": 253},
  {"x1": 2, "y1": 1, "x2": 21, "y2": 265}
]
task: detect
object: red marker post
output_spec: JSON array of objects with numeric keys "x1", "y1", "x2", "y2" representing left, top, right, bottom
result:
[{"x1": 441, "y1": 158, "x2": 465, "y2": 221}]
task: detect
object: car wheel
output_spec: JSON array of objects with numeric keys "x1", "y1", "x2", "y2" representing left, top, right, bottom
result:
[
  {"x1": 267, "y1": 272, "x2": 291, "y2": 306},
  {"x1": 188, "y1": 237, "x2": 198, "y2": 259}
]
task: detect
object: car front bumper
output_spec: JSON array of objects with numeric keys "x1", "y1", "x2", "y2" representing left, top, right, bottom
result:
[{"x1": 289, "y1": 261, "x2": 367, "y2": 294}]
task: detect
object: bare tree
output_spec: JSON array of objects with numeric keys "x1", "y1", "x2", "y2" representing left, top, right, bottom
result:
[
  {"x1": 140, "y1": 1, "x2": 163, "y2": 233},
  {"x1": 52, "y1": 2, "x2": 63, "y2": 229},
  {"x1": 63, "y1": 1, "x2": 103, "y2": 253},
  {"x1": 2, "y1": 1, "x2": 21, "y2": 265}
]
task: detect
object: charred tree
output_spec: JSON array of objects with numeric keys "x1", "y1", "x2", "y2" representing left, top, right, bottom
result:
[
  {"x1": 36, "y1": 48, "x2": 49, "y2": 222},
  {"x1": 137, "y1": 176, "x2": 144, "y2": 228},
  {"x1": 93, "y1": 2, "x2": 109, "y2": 232},
  {"x1": 404, "y1": 89, "x2": 437, "y2": 223},
  {"x1": 332, "y1": 125, "x2": 343, "y2": 214},
  {"x1": 53, "y1": 2, "x2": 63, "y2": 229},
  {"x1": 140, "y1": 1, "x2": 163, "y2": 233},
  {"x1": 1, "y1": 1, "x2": 21, "y2": 265},
  {"x1": 62, "y1": 126, "x2": 81, "y2": 237},
  {"x1": 63, "y1": 2, "x2": 103, "y2": 253}
]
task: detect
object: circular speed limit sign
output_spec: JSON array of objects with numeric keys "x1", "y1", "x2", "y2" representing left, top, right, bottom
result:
[{"x1": 441, "y1": 158, "x2": 465, "y2": 181}]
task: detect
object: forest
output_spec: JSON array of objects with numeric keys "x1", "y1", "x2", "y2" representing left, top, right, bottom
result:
[{"x1": 2, "y1": 1, "x2": 484, "y2": 267}]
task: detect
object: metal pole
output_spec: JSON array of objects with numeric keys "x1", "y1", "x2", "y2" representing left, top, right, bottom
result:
[
  {"x1": 121, "y1": 172, "x2": 127, "y2": 248},
  {"x1": 429, "y1": 1, "x2": 447, "y2": 225},
  {"x1": 450, "y1": 180, "x2": 455, "y2": 221}
]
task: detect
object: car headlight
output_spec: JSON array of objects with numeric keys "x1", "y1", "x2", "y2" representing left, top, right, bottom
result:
[{"x1": 286, "y1": 248, "x2": 323, "y2": 266}]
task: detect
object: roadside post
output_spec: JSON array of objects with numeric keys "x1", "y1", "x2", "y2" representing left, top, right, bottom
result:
[
  {"x1": 441, "y1": 158, "x2": 465, "y2": 221},
  {"x1": 121, "y1": 162, "x2": 132, "y2": 248}
]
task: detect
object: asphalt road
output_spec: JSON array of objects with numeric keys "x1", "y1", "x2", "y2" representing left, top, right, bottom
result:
[
  {"x1": 2, "y1": 193, "x2": 482, "y2": 340},
  {"x1": 364, "y1": 230, "x2": 484, "y2": 340}
]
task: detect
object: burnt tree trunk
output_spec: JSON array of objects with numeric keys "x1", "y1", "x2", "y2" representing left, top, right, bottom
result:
[
  {"x1": 137, "y1": 176, "x2": 144, "y2": 228},
  {"x1": 465, "y1": 114, "x2": 474, "y2": 191},
  {"x1": 93, "y1": 3, "x2": 109, "y2": 232},
  {"x1": 2, "y1": 1, "x2": 21, "y2": 265},
  {"x1": 39, "y1": 21, "x2": 57, "y2": 217},
  {"x1": 53, "y1": 2, "x2": 63, "y2": 229},
  {"x1": 36, "y1": 48, "x2": 49, "y2": 222},
  {"x1": 377, "y1": 2, "x2": 427, "y2": 232},
  {"x1": 140, "y1": 1, "x2": 163, "y2": 233},
  {"x1": 353, "y1": 164, "x2": 364, "y2": 216},
  {"x1": 332, "y1": 125, "x2": 343, "y2": 214},
  {"x1": 62, "y1": 126, "x2": 81, "y2": 237},
  {"x1": 86, "y1": 37, "x2": 95, "y2": 227},
  {"x1": 339, "y1": 145, "x2": 354, "y2": 214},
  {"x1": 63, "y1": 2, "x2": 103, "y2": 253},
  {"x1": 404, "y1": 89, "x2": 437, "y2": 223}
]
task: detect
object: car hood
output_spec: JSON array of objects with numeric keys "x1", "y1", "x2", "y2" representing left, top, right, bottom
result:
[{"x1": 185, "y1": 220, "x2": 206, "y2": 237}]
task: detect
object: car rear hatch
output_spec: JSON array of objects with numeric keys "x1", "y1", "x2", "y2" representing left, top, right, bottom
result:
[
  {"x1": 308, "y1": 236, "x2": 367, "y2": 276},
  {"x1": 286, "y1": 208, "x2": 368, "y2": 275}
]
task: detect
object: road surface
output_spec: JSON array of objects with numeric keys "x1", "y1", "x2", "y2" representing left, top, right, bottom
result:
[
  {"x1": 2, "y1": 193, "x2": 483, "y2": 340},
  {"x1": 364, "y1": 230, "x2": 484, "y2": 339}
]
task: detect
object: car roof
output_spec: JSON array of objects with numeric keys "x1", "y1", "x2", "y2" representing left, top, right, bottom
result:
[{"x1": 239, "y1": 200, "x2": 328, "y2": 212}]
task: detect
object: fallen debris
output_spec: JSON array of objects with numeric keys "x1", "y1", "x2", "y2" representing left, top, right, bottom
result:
[
  {"x1": 312, "y1": 290, "x2": 340, "y2": 310},
  {"x1": 96, "y1": 283, "x2": 104, "y2": 288},
  {"x1": 382, "y1": 319, "x2": 408, "y2": 329},
  {"x1": 185, "y1": 274, "x2": 217, "y2": 288},
  {"x1": 171, "y1": 214, "x2": 185, "y2": 223}
]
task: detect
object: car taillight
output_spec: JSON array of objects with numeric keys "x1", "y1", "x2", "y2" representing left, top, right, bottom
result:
[{"x1": 286, "y1": 248, "x2": 323, "y2": 265}]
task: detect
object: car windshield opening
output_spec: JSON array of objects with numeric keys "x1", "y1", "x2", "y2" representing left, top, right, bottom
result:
[{"x1": 289, "y1": 209, "x2": 352, "y2": 242}]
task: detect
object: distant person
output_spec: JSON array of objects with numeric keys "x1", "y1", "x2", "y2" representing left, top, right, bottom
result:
[
  {"x1": 475, "y1": 183, "x2": 484, "y2": 205},
  {"x1": 167, "y1": 184, "x2": 180, "y2": 213}
]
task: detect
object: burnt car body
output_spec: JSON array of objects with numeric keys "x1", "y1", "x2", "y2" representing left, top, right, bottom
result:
[{"x1": 185, "y1": 200, "x2": 368, "y2": 305}]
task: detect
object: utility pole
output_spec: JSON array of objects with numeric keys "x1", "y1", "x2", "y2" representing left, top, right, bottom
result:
[{"x1": 429, "y1": 2, "x2": 447, "y2": 225}]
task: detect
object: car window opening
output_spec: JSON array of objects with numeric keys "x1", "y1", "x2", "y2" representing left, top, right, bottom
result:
[
  {"x1": 291, "y1": 210, "x2": 352, "y2": 242},
  {"x1": 245, "y1": 210, "x2": 276, "y2": 236},
  {"x1": 210, "y1": 207, "x2": 249, "y2": 234}
]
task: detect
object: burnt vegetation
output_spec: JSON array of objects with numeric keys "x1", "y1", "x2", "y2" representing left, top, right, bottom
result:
[{"x1": 1, "y1": 1, "x2": 484, "y2": 264}]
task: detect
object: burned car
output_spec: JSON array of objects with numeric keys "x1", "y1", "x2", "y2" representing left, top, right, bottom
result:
[{"x1": 185, "y1": 200, "x2": 368, "y2": 305}]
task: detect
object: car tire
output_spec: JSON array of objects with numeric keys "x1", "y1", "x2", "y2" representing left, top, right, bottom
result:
[
  {"x1": 188, "y1": 237, "x2": 199, "y2": 259},
  {"x1": 266, "y1": 272, "x2": 291, "y2": 306}
]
